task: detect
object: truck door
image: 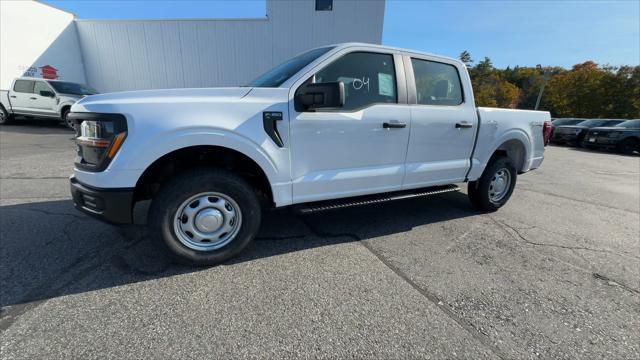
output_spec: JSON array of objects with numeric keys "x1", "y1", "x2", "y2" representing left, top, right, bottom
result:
[
  {"x1": 9, "y1": 79, "x2": 35, "y2": 114},
  {"x1": 32, "y1": 81, "x2": 58, "y2": 116},
  {"x1": 289, "y1": 51, "x2": 411, "y2": 204},
  {"x1": 402, "y1": 55, "x2": 478, "y2": 188}
]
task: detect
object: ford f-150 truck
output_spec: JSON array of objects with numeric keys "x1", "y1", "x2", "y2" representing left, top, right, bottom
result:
[
  {"x1": 69, "y1": 43, "x2": 550, "y2": 265},
  {"x1": 0, "y1": 77, "x2": 98, "y2": 128}
]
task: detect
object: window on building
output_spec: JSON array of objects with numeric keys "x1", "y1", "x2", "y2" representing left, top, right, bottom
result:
[
  {"x1": 411, "y1": 58, "x2": 463, "y2": 106},
  {"x1": 34, "y1": 81, "x2": 52, "y2": 96},
  {"x1": 316, "y1": 0, "x2": 333, "y2": 11},
  {"x1": 315, "y1": 52, "x2": 397, "y2": 110},
  {"x1": 13, "y1": 80, "x2": 35, "y2": 93}
]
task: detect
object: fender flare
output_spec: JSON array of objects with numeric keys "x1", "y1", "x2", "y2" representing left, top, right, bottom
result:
[
  {"x1": 469, "y1": 129, "x2": 532, "y2": 179},
  {"x1": 120, "y1": 128, "x2": 281, "y2": 187},
  {"x1": 58, "y1": 102, "x2": 75, "y2": 116}
]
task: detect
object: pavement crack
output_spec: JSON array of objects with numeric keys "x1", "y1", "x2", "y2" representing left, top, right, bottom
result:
[
  {"x1": 489, "y1": 216, "x2": 639, "y2": 260},
  {"x1": 295, "y1": 214, "x2": 507, "y2": 360},
  {"x1": 295, "y1": 215, "x2": 361, "y2": 242},
  {"x1": 255, "y1": 234, "x2": 307, "y2": 241},
  {"x1": 0, "y1": 226, "x2": 120, "y2": 331},
  {"x1": 359, "y1": 240, "x2": 507, "y2": 360},
  {"x1": 25, "y1": 207, "x2": 85, "y2": 220},
  {"x1": 592, "y1": 273, "x2": 639, "y2": 295},
  {"x1": 518, "y1": 188, "x2": 639, "y2": 214}
]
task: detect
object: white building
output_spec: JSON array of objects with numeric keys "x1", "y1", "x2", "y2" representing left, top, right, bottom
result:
[{"x1": 1, "y1": 0, "x2": 385, "y2": 92}]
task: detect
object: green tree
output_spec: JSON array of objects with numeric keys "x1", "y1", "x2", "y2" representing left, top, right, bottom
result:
[
  {"x1": 468, "y1": 57, "x2": 520, "y2": 108},
  {"x1": 459, "y1": 51, "x2": 473, "y2": 68},
  {"x1": 466, "y1": 56, "x2": 639, "y2": 118}
]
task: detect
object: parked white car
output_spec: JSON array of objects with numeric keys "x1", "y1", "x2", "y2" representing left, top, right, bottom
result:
[
  {"x1": 0, "y1": 77, "x2": 98, "y2": 128},
  {"x1": 69, "y1": 43, "x2": 551, "y2": 265}
]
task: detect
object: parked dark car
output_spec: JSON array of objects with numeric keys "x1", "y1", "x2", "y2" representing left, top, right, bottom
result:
[
  {"x1": 550, "y1": 118, "x2": 587, "y2": 138},
  {"x1": 551, "y1": 119, "x2": 624, "y2": 146},
  {"x1": 582, "y1": 119, "x2": 640, "y2": 155}
]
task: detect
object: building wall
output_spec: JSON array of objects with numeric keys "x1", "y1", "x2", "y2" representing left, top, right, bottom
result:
[
  {"x1": 0, "y1": 0, "x2": 86, "y2": 90},
  {"x1": 75, "y1": 0, "x2": 385, "y2": 92}
]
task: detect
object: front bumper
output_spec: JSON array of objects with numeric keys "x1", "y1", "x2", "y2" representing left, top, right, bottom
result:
[
  {"x1": 582, "y1": 136, "x2": 618, "y2": 149},
  {"x1": 551, "y1": 133, "x2": 579, "y2": 143},
  {"x1": 70, "y1": 176, "x2": 134, "y2": 224}
]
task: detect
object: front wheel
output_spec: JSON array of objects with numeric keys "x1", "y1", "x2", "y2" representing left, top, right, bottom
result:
[
  {"x1": 468, "y1": 155, "x2": 517, "y2": 212},
  {"x1": 149, "y1": 168, "x2": 262, "y2": 266},
  {"x1": 0, "y1": 106, "x2": 11, "y2": 125},
  {"x1": 61, "y1": 108, "x2": 74, "y2": 130}
]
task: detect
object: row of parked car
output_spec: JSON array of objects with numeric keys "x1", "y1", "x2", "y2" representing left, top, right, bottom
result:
[{"x1": 550, "y1": 118, "x2": 640, "y2": 155}]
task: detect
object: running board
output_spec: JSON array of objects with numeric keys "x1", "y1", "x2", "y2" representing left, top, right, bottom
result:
[{"x1": 294, "y1": 184, "x2": 460, "y2": 214}]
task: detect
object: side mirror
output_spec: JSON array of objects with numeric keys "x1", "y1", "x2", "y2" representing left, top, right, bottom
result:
[
  {"x1": 295, "y1": 82, "x2": 345, "y2": 111},
  {"x1": 40, "y1": 90, "x2": 55, "y2": 97}
]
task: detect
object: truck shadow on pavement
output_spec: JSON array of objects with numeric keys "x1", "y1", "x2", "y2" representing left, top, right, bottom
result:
[
  {"x1": 1, "y1": 117, "x2": 72, "y2": 135},
  {"x1": 0, "y1": 191, "x2": 477, "y2": 309}
]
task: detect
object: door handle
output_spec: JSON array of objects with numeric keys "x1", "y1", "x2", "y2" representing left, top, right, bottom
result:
[
  {"x1": 383, "y1": 121, "x2": 407, "y2": 129},
  {"x1": 455, "y1": 122, "x2": 473, "y2": 129},
  {"x1": 30, "y1": 97, "x2": 37, "y2": 100},
  {"x1": 10, "y1": 95, "x2": 16, "y2": 98}
]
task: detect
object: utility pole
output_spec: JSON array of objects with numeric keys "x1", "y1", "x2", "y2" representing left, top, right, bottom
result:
[{"x1": 535, "y1": 65, "x2": 552, "y2": 110}]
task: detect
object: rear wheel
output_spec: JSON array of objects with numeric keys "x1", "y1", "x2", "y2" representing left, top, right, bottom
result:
[
  {"x1": 149, "y1": 168, "x2": 262, "y2": 266},
  {"x1": 468, "y1": 155, "x2": 517, "y2": 212},
  {"x1": 618, "y1": 138, "x2": 639, "y2": 155}
]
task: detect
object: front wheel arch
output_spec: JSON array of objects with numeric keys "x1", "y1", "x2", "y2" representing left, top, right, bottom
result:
[{"x1": 134, "y1": 145, "x2": 274, "y2": 208}]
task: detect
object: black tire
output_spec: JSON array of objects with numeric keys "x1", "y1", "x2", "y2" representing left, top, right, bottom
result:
[
  {"x1": 618, "y1": 138, "x2": 639, "y2": 155},
  {"x1": 0, "y1": 106, "x2": 11, "y2": 125},
  {"x1": 148, "y1": 168, "x2": 262, "y2": 266},
  {"x1": 61, "y1": 107, "x2": 74, "y2": 130},
  {"x1": 468, "y1": 155, "x2": 517, "y2": 212}
]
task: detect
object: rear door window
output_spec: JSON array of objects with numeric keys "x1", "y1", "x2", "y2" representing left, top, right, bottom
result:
[
  {"x1": 33, "y1": 81, "x2": 52, "y2": 96},
  {"x1": 411, "y1": 58, "x2": 463, "y2": 106},
  {"x1": 13, "y1": 80, "x2": 35, "y2": 93}
]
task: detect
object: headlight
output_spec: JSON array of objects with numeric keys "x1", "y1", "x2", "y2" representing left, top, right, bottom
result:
[{"x1": 69, "y1": 112, "x2": 127, "y2": 172}]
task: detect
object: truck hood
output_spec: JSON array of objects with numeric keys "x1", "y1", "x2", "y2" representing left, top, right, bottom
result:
[
  {"x1": 73, "y1": 87, "x2": 253, "y2": 109},
  {"x1": 589, "y1": 126, "x2": 637, "y2": 132},
  {"x1": 58, "y1": 93, "x2": 85, "y2": 99},
  {"x1": 556, "y1": 125, "x2": 588, "y2": 130}
]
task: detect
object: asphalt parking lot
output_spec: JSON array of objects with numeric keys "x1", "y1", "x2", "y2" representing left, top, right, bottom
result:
[{"x1": 1, "y1": 121, "x2": 638, "y2": 359}]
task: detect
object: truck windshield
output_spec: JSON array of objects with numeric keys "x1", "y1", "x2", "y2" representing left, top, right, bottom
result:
[
  {"x1": 576, "y1": 120, "x2": 620, "y2": 127},
  {"x1": 246, "y1": 46, "x2": 334, "y2": 88},
  {"x1": 47, "y1": 81, "x2": 98, "y2": 96},
  {"x1": 615, "y1": 120, "x2": 640, "y2": 129},
  {"x1": 552, "y1": 119, "x2": 584, "y2": 126}
]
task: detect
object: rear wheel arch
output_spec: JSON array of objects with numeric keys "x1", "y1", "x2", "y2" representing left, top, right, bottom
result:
[
  {"x1": 134, "y1": 145, "x2": 274, "y2": 207},
  {"x1": 494, "y1": 138, "x2": 527, "y2": 173}
]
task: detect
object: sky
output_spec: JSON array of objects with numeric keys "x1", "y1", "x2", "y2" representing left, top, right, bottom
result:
[{"x1": 42, "y1": 0, "x2": 640, "y2": 69}]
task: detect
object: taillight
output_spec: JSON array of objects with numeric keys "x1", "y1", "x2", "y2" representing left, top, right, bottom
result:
[
  {"x1": 69, "y1": 112, "x2": 127, "y2": 172},
  {"x1": 542, "y1": 120, "x2": 552, "y2": 146}
]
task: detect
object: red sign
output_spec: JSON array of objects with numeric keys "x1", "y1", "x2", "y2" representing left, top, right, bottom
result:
[{"x1": 39, "y1": 65, "x2": 59, "y2": 80}]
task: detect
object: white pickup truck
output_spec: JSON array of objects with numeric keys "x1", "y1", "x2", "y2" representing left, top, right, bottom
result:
[
  {"x1": 0, "y1": 77, "x2": 98, "y2": 128},
  {"x1": 69, "y1": 43, "x2": 551, "y2": 265}
]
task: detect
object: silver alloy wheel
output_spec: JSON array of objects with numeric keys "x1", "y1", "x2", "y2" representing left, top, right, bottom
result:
[
  {"x1": 173, "y1": 192, "x2": 242, "y2": 251},
  {"x1": 488, "y1": 168, "x2": 511, "y2": 203}
]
